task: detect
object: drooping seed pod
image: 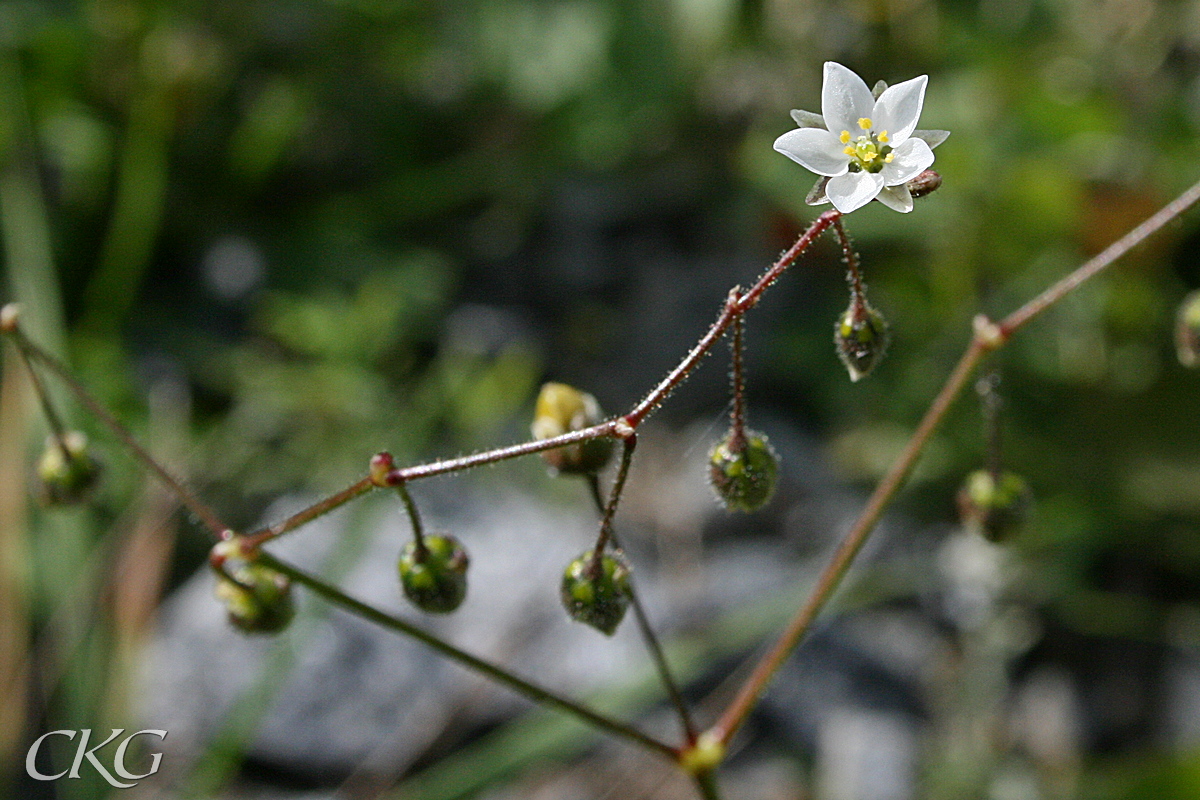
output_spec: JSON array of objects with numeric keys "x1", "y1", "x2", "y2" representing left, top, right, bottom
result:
[
  {"x1": 560, "y1": 550, "x2": 631, "y2": 635},
  {"x1": 956, "y1": 469, "x2": 1032, "y2": 542},
  {"x1": 835, "y1": 300, "x2": 890, "y2": 382},
  {"x1": 398, "y1": 534, "x2": 469, "y2": 613},
  {"x1": 214, "y1": 563, "x2": 296, "y2": 634},
  {"x1": 1175, "y1": 290, "x2": 1200, "y2": 368},
  {"x1": 34, "y1": 431, "x2": 102, "y2": 506},
  {"x1": 531, "y1": 382, "x2": 613, "y2": 475},
  {"x1": 708, "y1": 429, "x2": 779, "y2": 513}
]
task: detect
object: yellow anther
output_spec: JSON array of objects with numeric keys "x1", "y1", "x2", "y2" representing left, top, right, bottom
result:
[
  {"x1": 844, "y1": 146, "x2": 856, "y2": 156},
  {"x1": 839, "y1": 130, "x2": 851, "y2": 144},
  {"x1": 858, "y1": 117, "x2": 873, "y2": 130},
  {"x1": 884, "y1": 153, "x2": 894, "y2": 163},
  {"x1": 878, "y1": 131, "x2": 889, "y2": 143}
]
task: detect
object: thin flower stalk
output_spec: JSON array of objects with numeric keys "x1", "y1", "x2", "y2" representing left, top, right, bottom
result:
[{"x1": 586, "y1": 475, "x2": 698, "y2": 744}]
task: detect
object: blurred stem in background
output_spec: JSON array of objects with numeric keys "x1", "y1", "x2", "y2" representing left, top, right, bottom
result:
[{"x1": 81, "y1": 61, "x2": 172, "y2": 334}]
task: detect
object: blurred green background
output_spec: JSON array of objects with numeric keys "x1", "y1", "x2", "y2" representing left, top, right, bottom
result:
[{"x1": 3, "y1": 0, "x2": 1200, "y2": 797}]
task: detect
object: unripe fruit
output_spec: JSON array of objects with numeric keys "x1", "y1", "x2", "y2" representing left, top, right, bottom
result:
[
  {"x1": 532, "y1": 382, "x2": 613, "y2": 475},
  {"x1": 835, "y1": 301, "x2": 889, "y2": 382},
  {"x1": 398, "y1": 534, "x2": 469, "y2": 613},
  {"x1": 1175, "y1": 290, "x2": 1200, "y2": 368},
  {"x1": 215, "y1": 563, "x2": 295, "y2": 634},
  {"x1": 708, "y1": 430, "x2": 779, "y2": 512},
  {"x1": 957, "y1": 469, "x2": 1032, "y2": 542},
  {"x1": 35, "y1": 431, "x2": 102, "y2": 506},
  {"x1": 560, "y1": 550, "x2": 631, "y2": 635}
]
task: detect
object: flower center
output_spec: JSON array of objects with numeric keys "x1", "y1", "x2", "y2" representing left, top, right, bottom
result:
[{"x1": 839, "y1": 118, "x2": 894, "y2": 174}]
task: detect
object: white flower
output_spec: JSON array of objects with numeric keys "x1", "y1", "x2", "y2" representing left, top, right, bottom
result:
[{"x1": 774, "y1": 62, "x2": 949, "y2": 214}]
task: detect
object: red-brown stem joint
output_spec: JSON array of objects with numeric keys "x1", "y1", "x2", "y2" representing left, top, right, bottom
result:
[
  {"x1": 973, "y1": 314, "x2": 1007, "y2": 351},
  {"x1": 0, "y1": 303, "x2": 19, "y2": 334},
  {"x1": 370, "y1": 452, "x2": 397, "y2": 487},
  {"x1": 614, "y1": 416, "x2": 637, "y2": 439}
]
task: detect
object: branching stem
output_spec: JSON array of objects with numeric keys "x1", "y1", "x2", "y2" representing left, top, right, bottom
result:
[
  {"x1": 9, "y1": 325, "x2": 230, "y2": 539},
  {"x1": 709, "y1": 175, "x2": 1200, "y2": 748},
  {"x1": 15, "y1": 164, "x2": 1200, "y2": 799}
]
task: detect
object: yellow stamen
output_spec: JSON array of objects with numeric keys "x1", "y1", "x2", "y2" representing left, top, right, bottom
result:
[
  {"x1": 839, "y1": 130, "x2": 851, "y2": 144},
  {"x1": 858, "y1": 117, "x2": 872, "y2": 130},
  {"x1": 878, "y1": 131, "x2": 889, "y2": 143},
  {"x1": 884, "y1": 153, "x2": 894, "y2": 162},
  {"x1": 843, "y1": 145, "x2": 856, "y2": 156}
]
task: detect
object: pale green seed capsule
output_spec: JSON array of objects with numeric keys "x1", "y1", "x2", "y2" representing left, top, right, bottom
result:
[
  {"x1": 215, "y1": 563, "x2": 295, "y2": 634},
  {"x1": 956, "y1": 469, "x2": 1032, "y2": 542},
  {"x1": 1175, "y1": 290, "x2": 1200, "y2": 368},
  {"x1": 35, "y1": 431, "x2": 102, "y2": 506},
  {"x1": 708, "y1": 430, "x2": 779, "y2": 513},
  {"x1": 398, "y1": 534, "x2": 470, "y2": 613},
  {"x1": 835, "y1": 301, "x2": 889, "y2": 382},
  {"x1": 560, "y1": 551, "x2": 631, "y2": 635}
]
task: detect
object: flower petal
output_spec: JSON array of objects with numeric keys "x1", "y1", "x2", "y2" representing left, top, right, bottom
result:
[
  {"x1": 872, "y1": 74, "x2": 927, "y2": 143},
  {"x1": 826, "y1": 171, "x2": 885, "y2": 214},
  {"x1": 875, "y1": 184, "x2": 914, "y2": 213},
  {"x1": 774, "y1": 127, "x2": 849, "y2": 177},
  {"x1": 821, "y1": 62, "x2": 875, "y2": 139},
  {"x1": 789, "y1": 109, "x2": 826, "y2": 129},
  {"x1": 880, "y1": 137, "x2": 935, "y2": 186},
  {"x1": 910, "y1": 129, "x2": 950, "y2": 148}
]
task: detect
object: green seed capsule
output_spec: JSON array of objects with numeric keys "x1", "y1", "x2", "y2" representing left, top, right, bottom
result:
[
  {"x1": 956, "y1": 469, "x2": 1032, "y2": 542},
  {"x1": 1175, "y1": 290, "x2": 1200, "y2": 368},
  {"x1": 35, "y1": 431, "x2": 102, "y2": 506},
  {"x1": 398, "y1": 534, "x2": 469, "y2": 613},
  {"x1": 560, "y1": 551, "x2": 631, "y2": 635},
  {"x1": 531, "y1": 382, "x2": 614, "y2": 475},
  {"x1": 215, "y1": 563, "x2": 295, "y2": 634},
  {"x1": 708, "y1": 430, "x2": 779, "y2": 513},
  {"x1": 835, "y1": 302, "x2": 889, "y2": 382}
]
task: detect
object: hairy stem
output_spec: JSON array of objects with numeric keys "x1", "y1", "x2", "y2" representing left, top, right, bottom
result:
[
  {"x1": 833, "y1": 217, "x2": 866, "y2": 318},
  {"x1": 256, "y1": 550, "x2": 678, "y2": 761},
  {"x1": 387, "y1": 422, "x2": 618, "y2": 483},
  {"x1": 395, "y1": 482, "x2": 427, "y2": 557},
  {"x1": 243, "y1": 477, "x2": 376, "y2": 549},
  {"x1": 626, "y1": 210, "x2": 841, "y2": 427},
  {"x1": 588, "y1": 434, "x2": 637, "y2": 573},
  {"x1": 728, "y1": 310, "x2": 746, "y2": 450}
]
